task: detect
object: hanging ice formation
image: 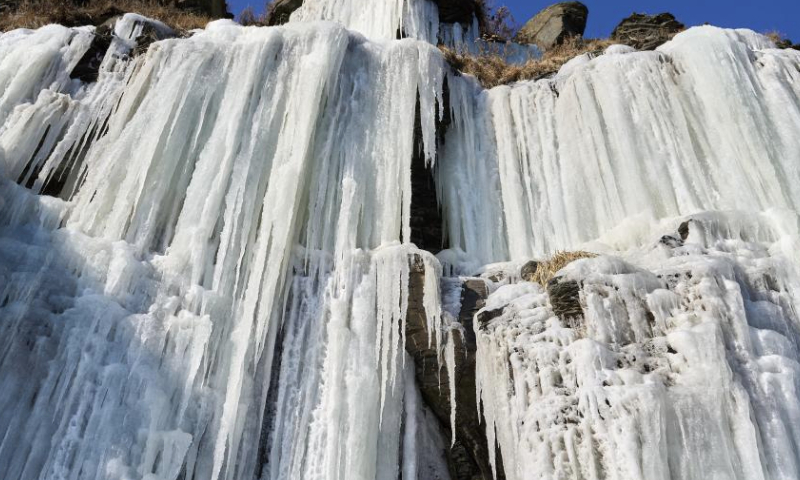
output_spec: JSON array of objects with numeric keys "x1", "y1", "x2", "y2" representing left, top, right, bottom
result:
[{"x1": 2, "y1": 0, "x2": 800, "y2": 478}]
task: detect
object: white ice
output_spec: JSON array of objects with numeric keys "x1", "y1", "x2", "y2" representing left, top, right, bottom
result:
[{"x1": 3, "y1": 6, "x2": 800, "y2": 480}]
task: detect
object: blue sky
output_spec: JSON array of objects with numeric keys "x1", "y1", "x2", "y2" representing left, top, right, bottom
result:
[{"x1": 229, "y1": 0, "x2": 800, "y2": 41}]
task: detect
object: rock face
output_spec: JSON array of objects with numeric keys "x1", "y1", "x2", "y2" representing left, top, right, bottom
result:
[
  {"x1": 434, "y1": 0, "x2": 477, "y2": 25},
  {"x1": 175, "y1": 0, "x2": 228, "y2": 17},
  {"x1": 514, "y1": 2, "x2": 588, "y2": 50},
  {"x1": 405, "y1": 256, "x2": 502, "y2": 480},
  {"x1": 266, "y1": 0, "x2": 303, "y2": 26},
  {"x1": 70, "y1": 16, "x2": 176, "y2": 83},
  {"x1": 611, "y1": 12, "x2": 685, "y2": 50},
  {"x1": 519, "y1": 260, "x2": 539, "y2": 282},
  {"x1": 546, "y1": 278, "x2": 583, "y2": 326}
]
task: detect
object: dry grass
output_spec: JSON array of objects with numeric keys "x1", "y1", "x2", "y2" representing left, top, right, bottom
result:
[
  {"x1": 525, "y1": 251, "x2": 597, "y2": 286},
  {"x1": 0, "y1": 0, "x2": 214, "y2": 32},
  {"x1": 440, "y1": 36, "x2": 613, "y2": 89},
  {"x1": 765, "y1": 30, "x2": 795, "y2": 49}
]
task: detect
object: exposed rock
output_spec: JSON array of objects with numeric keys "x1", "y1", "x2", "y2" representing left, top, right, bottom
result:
[
  {"x1": 520, "y1": 260, "x2": 539, "y2": 282},
  {"x1": 131, "y1": 17, "x2": 178, "y2": 55},
  {"x1": 405, "y1": 256, "x2": 502, "y2": 480},
  {"x1": 547, "y1": 277, "x2": 583, "y2": 325},
  {"x1": 71, "y1": 16, "x2": 176, "y2": 83},
  {"x1": 514, "y1": 2, "x2": 588, "y2": 50},
  {"x1": 611, "y1": 12, "x2": 685, "y2": 50},
  {"x1": 678, "y1": 220, "x2": 691, "y2": 240},
  {"x1": 175, "y1": 0, "x2": 229, "y2": 18},
  {"x1": 70, "y1": 19, "x2": 115, "y2": 83},
  {"x1": 266, "y1": 0, "x2": 303, "y2": 26},
  {"x1": 434, "y1": 0, "x2": 477, "y2": 26},
  {"x1": 658, "y1": 235, "x2": 683, "y2": 248}
]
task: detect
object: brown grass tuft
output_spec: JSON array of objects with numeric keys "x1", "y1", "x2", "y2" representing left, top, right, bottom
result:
[
  {"x1": 526, "y1": 250, "x2": 597, "y2": 286},
  {"x1": 765, "y1": 30, "x2": 794, "y2": 49},
  {"x1": 0, "y1": 0, "x2": 214, "y2": 32},
  {"x1": 440, "y1": 35, "x2": 613, "y2": 89}
]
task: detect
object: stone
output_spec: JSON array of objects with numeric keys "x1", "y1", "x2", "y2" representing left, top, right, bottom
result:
[
  {"x1": 70, "y1": 20, "x2": 115, "y2": 83},
  {"x1": 611, "y1": 12, "x2": 685, "y2": 50},
  {"x1": 678, "y1": 220, "x2": 691, "y2": 240},
  {"x1": 266, "y1": 0, "x2": 303, "y2": 26},
  {"x1": 514, "y1": 2, "x2": 588, "y2": 50},
  {"x1": 70, "y1": 16, "x2": 176, "y2": 83},
  {"x1": 405, "y1": 256, "x2": 501, "y2": 480},
  {"x1": 175, "y1": 0, "x2": 229, "y2": 18},
  {"x1": 519, "y1": 260, "x2": 539, "y2": 282},
  {"x1": 434, "y1": 0, "x2": 477, "y2": 25},
  {"x1": 547, "y1": 278, "x2": 583, "y2": 325}
]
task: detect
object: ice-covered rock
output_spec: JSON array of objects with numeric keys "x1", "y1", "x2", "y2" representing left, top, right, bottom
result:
[
  {"x1": 611, "y1": 12, "x2": 685, "y2": 50},
  {"x1": 476, "y1": 212, "x2": 800, "y2": 480},
  {"x1": 2, "y1": 4, "x2": 800, "y2": 480},
  {"x1": 514, "y1": 2, "x2": 589, "y2": 50}
]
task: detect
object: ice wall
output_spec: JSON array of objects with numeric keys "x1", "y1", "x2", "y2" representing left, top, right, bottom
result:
[
  {"x1": 440, "y1": 27, "x2": 800, "y2": 262},
  {"x1": 442, "y1": 27, "x2": 800, "y2": 480},
  {"x1": 0, "y1": 16, "x2": 454, "y2": 480},
  {"x1": 289, "y1": 0, "x2": 440, "y2": 42},
  {"x1": 475, "y1": 211, "x2": 800, "y2": 480},
  {"x1": 3, "y1": 7, "x2": 800, "y2": 480}
]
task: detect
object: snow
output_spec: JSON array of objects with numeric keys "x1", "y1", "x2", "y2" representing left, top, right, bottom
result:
[{"x1": 2, "y1": 6, "x2": 800, "y2": 480}]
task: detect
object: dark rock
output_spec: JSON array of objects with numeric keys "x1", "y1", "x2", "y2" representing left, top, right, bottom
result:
[
  {"x1": 266, "y1": 0, "x2": 303, "y2": 26},
  {"x1": 678, "y1": 220, "x2": 691, "y2": 240},
  {"x1": 659, "y1": 235, "x2": 683, "y2": 248},
  {"x1": 176, "y1": 0, "x2": 229, "y2": 18},
  {"x1": 514, "y1": 2, "x2": 588, "y2": 50},
  {"x1": 405, "y1": 256, "x2": 502, "y2": 480},
  {"x1": 611, "y1": 12, "x2": 685, "y2": 50},
  {"x1": 131, "y1": 18, "x2": 177, "y2": 56},
  {"x1": 410, "y1": 82, "x2": 450, "y2": 253},
  {"x1": 547, "y1": 278, "x2": 583, "y2": 325},
  {"x1": 71, "y1": 15, "x2": 176, "y2": 82},
  {"x1": 70, "y1": 22, "x2": 114, "y2": 83},
  {"x1": 475, "y1": 307, "x2": 503, "y2": 330},
  {"x1": 434, "y1": 0, "x2": 477, "y2": 26},
  {"x1": 520, "y1": 260, "x2": 539, "y2": 282}
]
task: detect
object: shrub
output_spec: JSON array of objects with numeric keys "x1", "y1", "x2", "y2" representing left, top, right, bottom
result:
[
  {"x1": 441, "y1": 35, "x2": 613, "y2": 88},
  {"x1": 0, "y1": 0, "x2": 213, "y2": 32},
  {"x1": 765, "y1": 31, "x2": 797, "y2": 49},
  {"x1": 525, "y1": 251, "x2": 597, "y2": 286},
  {"x1": 239, "y1": 5, "x2": 269, "y2": 26},
  {"x1": 474, "y1": 0, "x2": 517, "y2": 41}
]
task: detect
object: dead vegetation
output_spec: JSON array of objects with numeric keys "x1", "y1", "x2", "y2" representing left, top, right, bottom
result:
[
  {"x1": 238, "y1": 5, "x2": 269, "y2": 26},
  {"x1": 525, "y1": 250, "x2": 597, "y2": 286},
  {"x1": 440, "y1": 35, "x2": 613, "y2": 88},
  {"x1": 0, "y1": 0, "x2": 214, "y2": 32},
  {"x1": 765, "y1": 31, "x2": 800, "y2": 50}
]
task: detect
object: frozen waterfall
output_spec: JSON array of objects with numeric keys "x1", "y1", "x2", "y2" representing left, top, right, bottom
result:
[{"x1": 2, "y1": 3, "x2": 800, "y2": 480}]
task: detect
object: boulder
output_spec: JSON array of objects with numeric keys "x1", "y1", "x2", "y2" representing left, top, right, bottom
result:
[
  {"x1": 175, "y1": 0, "x2": 229, "y2": 18},
  {"x1": 514, "y1": 2, "x2": 588, "y2": 50},
  {"x1": 519, "y1": 260, "x2": 539, "y2": 282},
  {"x1": 266, "y1": 0, "x2": 303, "y2": 26},
  {"x1": 611, "y1": 12, "x2": 685, "y2": 50}
]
